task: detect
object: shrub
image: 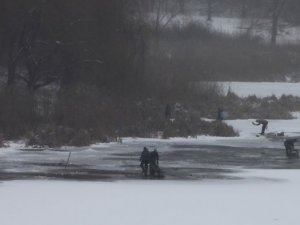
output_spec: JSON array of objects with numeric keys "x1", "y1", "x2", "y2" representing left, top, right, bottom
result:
[
  {"x1": 210, "y1": 121, "x2": 237, "y2": 137},
  {"x1": 0, "y1": 133, "x2": 5, "y2": 147},
  {"x1": 26, "y1": 126, "x2": 76, "y2": 147},
  {"x1": 26, "y1": 132, "x2": 43, "y2": 147},
  {"x1": 163, "y1": 117, "x2": 238, "y2": 138},
  {"x1": 69, "y1": 129, "x2": 91, "y2": 147}
]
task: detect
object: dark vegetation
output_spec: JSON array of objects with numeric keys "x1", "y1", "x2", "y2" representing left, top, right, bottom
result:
[
  {"x1": 0, "y1": 0, "x2": 300, "y2": 146},
  {"x1": 147, "y1": 23, "x2": 300, "y2": 83}
]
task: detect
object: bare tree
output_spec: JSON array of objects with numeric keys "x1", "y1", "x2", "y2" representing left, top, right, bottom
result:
[
  {"x1": 207, "y1": 0, "x2": 213, "y2": 21},
  {"x1": 5, "y1": 7, "x2": 64, "y2": 91},
  {"x1": 151, "y1": 0, "x2": 179, "y2": 46},
  {"x1": 3, "y1": 6, "x2": 27, "y2": 87},
  {"x1": 270, "y1": 0, "x2": 287, "y2": 45},
  {"x1": 197, "y1": 0, "x2": 217, "y2": 22},
  {"x1": 176, "y1": 0, "x2": 187, "y2": 14},
  {"x1": 7, "y1": 37, "x2": 23, "y2": 87}
]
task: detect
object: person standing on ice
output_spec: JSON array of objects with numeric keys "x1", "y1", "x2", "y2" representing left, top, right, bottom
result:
[
  {"x1": 149, "y1": 149, "x2": 160, "y2": 178},
  {"x1": 252, "y1": 119, "x2": 268, "y2": 135},
  {"x1": 140, "y1": 147, "x2": 150, "y2": 177},
  {"x1": 217, "y1": 107, "x2": 225, "y2": 120}
]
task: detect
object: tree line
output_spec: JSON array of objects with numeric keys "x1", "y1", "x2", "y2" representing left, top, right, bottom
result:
[
  {"x1": 1, "y1": 0, "x2": 300, "y2": 92},
  {"x1": 0, "y1": 0, "x2": 145, "y2": 93},
  {"x1": 0, "y1": 0, "x2": 300, "y2": 144},
  {"x1": 146, "y1": 0, "x2": 300, "y2": 45}
]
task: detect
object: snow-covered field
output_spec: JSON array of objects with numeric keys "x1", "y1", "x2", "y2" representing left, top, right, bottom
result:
[
  {"x1": 1, "y1": 83, "x2": 300, "y2": 224},
  {"x1": 219, "y1": 82, "x2": 300, "y2": 98},
  {"x1": 1, "y1": 169, "x2": 300, "y2": 225}
]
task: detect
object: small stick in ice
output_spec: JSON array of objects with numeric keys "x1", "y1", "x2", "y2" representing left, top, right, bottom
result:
[{"x1": 65, "y1": 152, "x2": 72, "y2": 169}]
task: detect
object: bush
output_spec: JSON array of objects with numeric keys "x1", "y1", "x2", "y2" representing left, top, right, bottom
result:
[
  {"x1": 0, "y1": 89, "x2": 39, "y2": 139},
  {"x1": 26, "y1": 132, "x2": 43, "y2": 147},
  {"x1": 224, "y1": 92, "x2": 298, "y2": 119},
  {"x1": 0, "y1": 133, "x2": 5, "y2": 147},
  {"x1": 26, "y1": 126, "x2": 76, "y2": 147},
  {"x1": 147, "y1": 22, "x2": 300, "y2": 84},
  {"x1": 163, "y1": 116, "x2": 238, "y2": 138},
  {"x1": 69, "y1": 129, "x2": 91, "y2": 147},
  {"x1": 210, "y1": 121, "x2": 237, "y2": 137}
]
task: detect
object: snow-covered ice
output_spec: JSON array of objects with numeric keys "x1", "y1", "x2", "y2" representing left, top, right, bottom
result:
[{"x1": 0, "y1": 169, "x2": 300, "y2": 225}]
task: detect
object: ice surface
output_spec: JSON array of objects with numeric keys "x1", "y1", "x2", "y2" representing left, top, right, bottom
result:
[{"x1": 0, "y1": 169, "x2": 300, "y2": 225}]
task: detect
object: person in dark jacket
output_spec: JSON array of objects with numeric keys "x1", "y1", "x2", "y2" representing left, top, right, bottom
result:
[
  {"x1": 140, "y1": 147, "x2": 150, "y2": 176},
  {"x1": 149, "y1": 149, "x2": 160, "y2": 177},
  {"x1": 252, "y1": 119, "x2": 268, "y2": 135},
  {"x1": 217, "y1": 107, "x2": 223, "y2": 121},
  {"x1": 284, "y1": 138, "x2": 298, "y2": 157}
]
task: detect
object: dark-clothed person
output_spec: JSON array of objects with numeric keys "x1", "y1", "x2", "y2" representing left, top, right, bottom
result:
[
  {"x1": 217, "y1": 108, "x2": 223, "y2": 120},
  {"x1": 149, "y1": 149, "x2": 160, "y2": 177},
  {"x1": 284, "y1": 138, "x2": 298, "y2": 157},
  {"x1": 252, "y1": 119, "x2": 268, "y2": 135},
  {"x1": 284, "y1": 139, "x2": 295, "y2": 151},
  {"x1": 140, "y1": 147, "x2": 150, "y2": 176}
]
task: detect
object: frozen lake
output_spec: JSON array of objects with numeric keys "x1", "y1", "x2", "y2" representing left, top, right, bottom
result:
[
  {"x1": 1, "y1": 170, "x2": 300, "y2": 225},
  {"x1": 1, "y1": 116, "x2": 300, "y2": 225},
  {"x1": 1, "y1": 115, "x2": 300, "y2": 181},
  {"x1": 0, "y1": 136, "x2": 296, "y2": 181}
]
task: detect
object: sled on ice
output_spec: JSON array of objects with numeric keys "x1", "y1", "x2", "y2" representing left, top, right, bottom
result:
[{"x1": 256, "y1": 132, "x2": 285, "y2": 141}]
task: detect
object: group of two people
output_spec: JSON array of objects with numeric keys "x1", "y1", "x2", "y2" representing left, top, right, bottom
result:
[{"x1": 140, "y1": 147, "x2": 160, "y2": 178}]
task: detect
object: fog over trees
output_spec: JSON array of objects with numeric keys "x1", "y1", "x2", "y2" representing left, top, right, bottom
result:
[{"x1": 1, "y1": 0, "x2": 300, "y2": 145}]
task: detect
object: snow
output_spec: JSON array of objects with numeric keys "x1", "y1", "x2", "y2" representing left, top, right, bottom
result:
[
  {"x1": 219, "y1": 82, "x2": 300, "y2": 98},
  {"x1": 0, "y1": 169, "x2": 300, "y2": 225},
  {"x1": 226, "y1": 113, "x2": 300, "y2": 138}
]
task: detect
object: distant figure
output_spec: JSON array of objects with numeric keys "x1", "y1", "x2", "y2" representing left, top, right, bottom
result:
[
  {"x1": 165, "y1": 104, "x2": 172, "y2": 120},
  {"x1": 217, "y1": 108, "x2": 223, "y2": 120},
  {"x1": 217, "y1": 107, "x2": 228, "y2": 121},
  {"x1": 149, "y1": 149, "x2": 160, "y2": 178},
  {"x1": 252, "y1": 119, "x2": 268, "y2": 135},
  {"x1": 174, "y1": 102, "x2": 182, "y2": 115},
  {"x1": 140, "y1": 147, "x2": 150, "y2": 177},
  {"x1": 284, "y1": 138, "x2": 298, "y2": 157}
]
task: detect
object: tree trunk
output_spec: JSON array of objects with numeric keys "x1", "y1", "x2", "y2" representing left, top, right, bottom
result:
[
  {"x1": 270, "y1": 0, "x2": 286, "y2": 45},
  {"x1": 241, "y1": 3, "x2": 247, "y2": 18},
  {"x1": 207, "y1": 0, "x2": 212, "y2": 22},
  {"x1": 271, "y1": 13, "x2": 279, "y2": 45},
  {"x1": 7, "y1": 60, "x2": 17, "y2": 87},
  {"x1": 6, "y1": 40, "x2": 18, "y2": 87},
  {"x1": 177, "y1": 0, "x2": 185, "y2": 14}
]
